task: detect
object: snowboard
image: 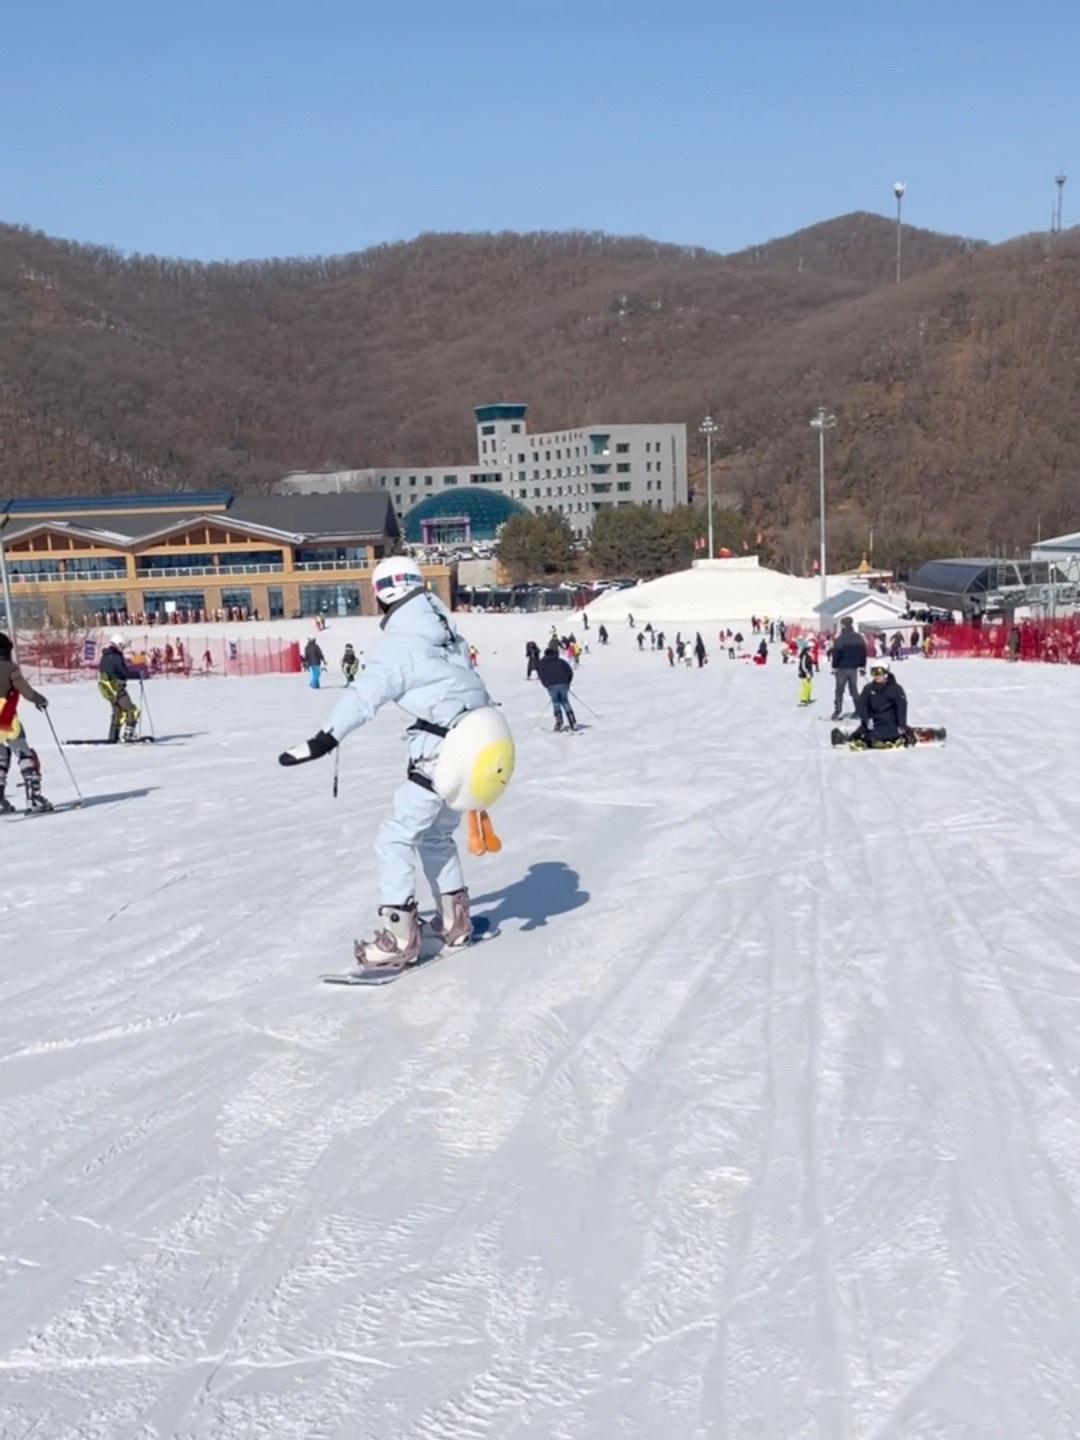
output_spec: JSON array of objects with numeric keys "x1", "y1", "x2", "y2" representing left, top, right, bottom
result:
[
  {"x1": 321, "y1": 915, "x2": 496, "y2": 987},
  {"x1": 831, "y1": 726, "x2": 947, "y2": 750}
]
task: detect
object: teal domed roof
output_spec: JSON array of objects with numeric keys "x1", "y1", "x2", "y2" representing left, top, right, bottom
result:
[{"x1": 403, "y1": 489, "x2": 528, "y2": 544}]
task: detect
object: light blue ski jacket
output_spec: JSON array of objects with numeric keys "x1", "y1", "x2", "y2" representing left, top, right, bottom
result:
[{"x1": 326, "y1": 591, "x2": 490, "y2": 765}]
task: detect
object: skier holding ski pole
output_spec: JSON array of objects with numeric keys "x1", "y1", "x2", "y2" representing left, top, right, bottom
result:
[
  {"x1": 536, "y1": 644, "x2": 577, "y2": 732},
  {"x1": 98, "y1": 635, "x2": 143, "y2": 743},
  {"x1": 0, "y1": 632, "x2": 53, "y2": 813}
]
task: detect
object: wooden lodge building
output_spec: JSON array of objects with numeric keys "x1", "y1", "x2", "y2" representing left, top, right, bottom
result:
[{"x1": 0, "y1": 491, "x2": 451, "y2": 626}]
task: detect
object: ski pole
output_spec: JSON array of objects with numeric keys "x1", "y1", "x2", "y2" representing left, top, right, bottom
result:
[
  {"x1": 332, "y1": 744, "x2": 340, "y2": 799},
  {"x1": 571, "y1": 691, "x2": 603, "y2": 721},
  {"x1": 139, "y1": 678, "x2": 156, "y2": 738},
  {"x1": 43, "y1": 709, "x2": 85, "y2": 805}
]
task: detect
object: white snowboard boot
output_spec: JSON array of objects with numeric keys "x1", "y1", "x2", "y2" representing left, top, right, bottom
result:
[
  {"x1": 430, "y1": 888, "x2": 472, "y2": 949},
  {"x1": 353, "y1": 900, "x2": 421, "y2": 974}
]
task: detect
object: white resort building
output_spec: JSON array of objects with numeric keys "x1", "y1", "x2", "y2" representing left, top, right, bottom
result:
[{"x1": 275, "y1": 403, "x2": 689, "y2": 542}]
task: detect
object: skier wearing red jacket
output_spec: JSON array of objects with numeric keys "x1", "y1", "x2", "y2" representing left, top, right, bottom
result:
[{"x1": 0, "y1": 633, "x2": 52, "y2": 814}]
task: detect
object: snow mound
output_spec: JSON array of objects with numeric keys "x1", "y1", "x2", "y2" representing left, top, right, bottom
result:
[{"x1": 587, "y1": 558, "x2": 844, "y2": 625}]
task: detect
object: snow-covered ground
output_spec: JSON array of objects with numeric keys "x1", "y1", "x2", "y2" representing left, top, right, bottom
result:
[{"x1": 3, "y1": 616, "x2": 1080, "y2": 1439}]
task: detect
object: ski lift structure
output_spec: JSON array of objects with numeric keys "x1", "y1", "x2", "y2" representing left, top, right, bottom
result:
[{"x1": 906, "y1": 556, "x2": 1080, "y2": 621}]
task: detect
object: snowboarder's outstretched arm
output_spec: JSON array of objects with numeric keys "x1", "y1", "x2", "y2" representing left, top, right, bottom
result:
[{"x1": 279, "y1": 654, "x2": 407, "y2": 765}]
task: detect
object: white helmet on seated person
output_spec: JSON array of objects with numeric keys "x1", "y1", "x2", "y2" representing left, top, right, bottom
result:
[
  {"x1": 371, "y1": 556, "x2": 426, "y2": 609},
  {"x1": 110, "y1": 633, "x2": 126, "y2": 648}
]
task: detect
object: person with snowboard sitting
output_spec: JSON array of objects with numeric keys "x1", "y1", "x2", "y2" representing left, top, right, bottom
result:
[
  {"x1": 278, "y1": 557, "x2": 492, "y2": 975},
  {"x1": 834, "y1": 663, "x2": 912, "y2": 748}
]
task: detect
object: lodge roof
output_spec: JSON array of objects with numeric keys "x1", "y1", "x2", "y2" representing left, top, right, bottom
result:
[{"x1": 1, "y1": 491, "x2": 399, "y2": 549}]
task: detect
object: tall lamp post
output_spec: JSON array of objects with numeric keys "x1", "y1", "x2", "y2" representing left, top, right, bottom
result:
[
  {"x1": 0, "y1": 511, "x2": 16, "y2": 646},
  {"x1": 699, "y1": 414, "x2": 717, "y2": 559},
  {"x1": 894, "y1": 182, "x2": 906, "y2": 283},
  {"x1": 810, "y1": 407, "x2": 836, "y2": 610},
  {"x1": 1054, "y1": 172, "x2": 1067, "y2": 233}
]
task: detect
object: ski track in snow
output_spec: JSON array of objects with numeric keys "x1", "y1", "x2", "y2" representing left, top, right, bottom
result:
[{"x1": 2, "y1": 618, "x2": 1080, "y2": 1438}]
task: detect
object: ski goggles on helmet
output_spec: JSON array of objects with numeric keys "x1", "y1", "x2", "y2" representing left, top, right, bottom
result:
[{"x1": 869, "y1": 665, "x2": 889, "y2": 677}]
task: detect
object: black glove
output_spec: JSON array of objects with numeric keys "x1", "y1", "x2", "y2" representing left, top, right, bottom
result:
[
  {"x1": 279, "y1": 729, "x2": 337, "y2": 766},
  {"x1": 33, "y1": 695, "x2": 49, "y2": 711}
]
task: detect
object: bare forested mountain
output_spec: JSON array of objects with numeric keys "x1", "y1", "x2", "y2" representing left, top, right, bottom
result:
[{"x1": 1, "y1": 212, "x2": 1076, "y2": 552}]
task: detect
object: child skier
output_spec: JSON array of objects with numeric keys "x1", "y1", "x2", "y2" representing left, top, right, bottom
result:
[
  {"x1": 279, "y1": 557, "x2": 492, "y2": 975},
  {"x1": 797, "y1": 639, "x2": 814, "y2": 705},
  {"x1": 0, "y1": 633, "x2": 53, "y2": 813},
  {"x1": 97, "y1": 635, "x2": 142, "y2": 743},
  {"x1": 341, "y1": 643, "x2": 360, "y2": 684}
]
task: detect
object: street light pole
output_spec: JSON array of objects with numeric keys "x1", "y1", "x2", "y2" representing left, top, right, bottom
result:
[
  {"x1": 699, "y1": 414, "x2": 717, "y2": 559},
  {"x1": 809, "y1": 407, "x2": 836, "y2": 610},
  {"x1": 0, "y1": 512, "x2": 16, "y2": 646},
  {"x1": 894, "y1": 182, "x2": 906, "y2": 283}
]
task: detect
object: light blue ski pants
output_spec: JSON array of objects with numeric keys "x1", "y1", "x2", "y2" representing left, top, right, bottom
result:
[{"x1": 376, "y1": 777, "x2": 464, "y2": 906}]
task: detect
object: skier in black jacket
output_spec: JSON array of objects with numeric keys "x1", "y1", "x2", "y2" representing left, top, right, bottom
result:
[
  {"x1": 536, "y1": 645, "x2": 578, "y2": 732},
  {"x1": 830, "y1": 616, "x2": 868, "y2": 719},
  {"x1": 847, "y1": 664, "x2": 911, "y2": 746},
  {"x1": 98, "y1": 635, "x2": 142, "y2": 743}
]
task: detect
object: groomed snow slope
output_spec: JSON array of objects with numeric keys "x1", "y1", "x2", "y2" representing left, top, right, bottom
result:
[
  {"x1": 586, "y1": 563, "x2": 846, "y2": 625},
  {"x1": 2, "y1": 616, "x2": 1080, "y2": 1439}
]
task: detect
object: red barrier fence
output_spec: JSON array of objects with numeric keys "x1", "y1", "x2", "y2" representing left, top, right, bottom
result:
[
  {"x1": 17, "y1": 633, "x2": 303, "y2": 684},
  {"x1": 928, "y1": 616, "x2": 1080, "y2": 664}
]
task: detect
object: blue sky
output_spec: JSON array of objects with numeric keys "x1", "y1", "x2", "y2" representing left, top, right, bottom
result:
[{"x1": 3, "y1": 0, "x2": 1076, "y2": 261}]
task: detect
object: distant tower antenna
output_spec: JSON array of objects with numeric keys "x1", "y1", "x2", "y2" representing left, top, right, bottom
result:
[
  {"x1": 893, "y1": 182, "x2": 906, "y2": 283},
  {"x1": 1054, "y1": 172, "x2": 1067, "y2": 233}
]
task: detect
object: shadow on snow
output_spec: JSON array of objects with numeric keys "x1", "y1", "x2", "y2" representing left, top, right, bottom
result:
[{"x1": 471, "y1": 861, "x2": 589, "y2": 933}]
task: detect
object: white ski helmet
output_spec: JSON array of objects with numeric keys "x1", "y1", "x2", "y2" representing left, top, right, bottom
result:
[
  {"x1": 371, "y1": 556, "x2": 425, "y2": 608},
  {"x1": 110, "y1": 633, "x2": 126, "y2": 648}
]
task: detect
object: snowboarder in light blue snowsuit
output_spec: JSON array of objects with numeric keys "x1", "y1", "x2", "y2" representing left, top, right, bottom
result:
[{"x1": 280, "y1": 558, "x2": 491, "y2": 973}]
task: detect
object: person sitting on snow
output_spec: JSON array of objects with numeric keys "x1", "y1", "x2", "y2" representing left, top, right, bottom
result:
[{"x1": 838, "y1": 663, "x2": 913, "y2": 748}]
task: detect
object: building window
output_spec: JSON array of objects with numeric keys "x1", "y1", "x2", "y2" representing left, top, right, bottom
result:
[
  {"x1": 481, "y1": 424, "x2": 495, "y2": 435},
  {"x1": 616, "y1": 442, "x2": 630, "y2": 454},
  {"x1": 616, "y1": 463, "x2": 630, "y2": 473},
  {"x1": 443, "y1": 475, "x2": 458, "y2": 486},
  {"x1": 510, "y1": 423, "x2": 521, "y2": 433},
  {"x1": 425, "y1": 476, "x2": 433, "y2": 486},
  {"x1": 590, "y1": 464, "x2": 611, "y2": 475},
  {"x1": 617, "y1": 481, "x2": 631, "y2": 492}
]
